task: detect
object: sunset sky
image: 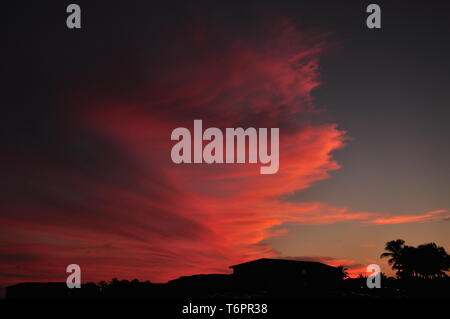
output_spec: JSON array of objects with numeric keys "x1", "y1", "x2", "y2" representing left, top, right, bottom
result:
[{"x1": 2, "y1": 0, "x2": 449, "y2": 288}]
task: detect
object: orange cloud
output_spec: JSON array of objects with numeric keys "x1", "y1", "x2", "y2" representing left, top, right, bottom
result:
[{"x1": 366, "y1": 209, "x2": 449, "y2": 225}]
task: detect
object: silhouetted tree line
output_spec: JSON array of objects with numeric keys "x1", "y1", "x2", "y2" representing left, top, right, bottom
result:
[
  {"x1": 94, "y1": 278, "x2": 156, "y2": 298},
  {"x1": 381, "y1": 239, "x2": 449, "y2": 279}
]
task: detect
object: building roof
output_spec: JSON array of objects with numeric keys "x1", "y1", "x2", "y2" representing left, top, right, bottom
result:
[{"x1": 229, "y1": 258, "x2": 337, "y2": 270}]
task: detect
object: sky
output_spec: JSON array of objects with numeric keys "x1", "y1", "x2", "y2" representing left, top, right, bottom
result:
[{"x1": 1, "y1": 0, "x2": 450, "y2": 289}]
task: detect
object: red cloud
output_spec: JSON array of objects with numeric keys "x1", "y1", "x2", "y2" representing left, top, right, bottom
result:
[{"x1": 1, "y1": 20, "x2": 353, "y2": 285}]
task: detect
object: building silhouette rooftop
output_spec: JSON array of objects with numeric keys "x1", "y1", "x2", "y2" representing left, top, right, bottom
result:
[{"x1": 230, "y1": 258, "x2": 337, "y2": 270}]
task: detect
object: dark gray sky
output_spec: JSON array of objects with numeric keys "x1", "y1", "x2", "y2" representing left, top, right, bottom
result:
[{"x1": 288, "y1": 0, "x2": 450, "y2": 215}]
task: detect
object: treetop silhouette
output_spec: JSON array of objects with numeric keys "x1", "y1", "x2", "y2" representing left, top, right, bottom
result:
[{"x1": 381, "y1": 239, "x2": 449, "y2": 279}]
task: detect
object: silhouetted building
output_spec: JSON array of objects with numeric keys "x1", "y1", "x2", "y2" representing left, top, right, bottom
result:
[
  {"x1": 230, "y1": 258, "x2": 342, "y2": 292},
  {"x1": 167, "y1": 274, "x2": 234, "y2": 297}
]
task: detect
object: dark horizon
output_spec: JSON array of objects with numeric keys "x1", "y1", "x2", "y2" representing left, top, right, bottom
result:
[{"x1": 5, "y1": 248, "x2": 450, "y2": 299}]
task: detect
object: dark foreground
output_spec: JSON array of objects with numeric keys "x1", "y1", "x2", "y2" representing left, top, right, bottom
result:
[{"x1": 5, "y1": 275, "x2": 450, "y2": 299}]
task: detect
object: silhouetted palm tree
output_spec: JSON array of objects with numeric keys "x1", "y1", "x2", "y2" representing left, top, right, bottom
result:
[
  {"x1": 380, "y1": 239, "x2": 407, "y2": 277},
  {"x1": 414, "y1": 243, "x2": 449, "y2": 279},
  {"x1": 336, "y1": 265, "x2": 349, "y2": 279},
  {"x1": 381, "y1": 239, "x2": 449, "y2": 279}
]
